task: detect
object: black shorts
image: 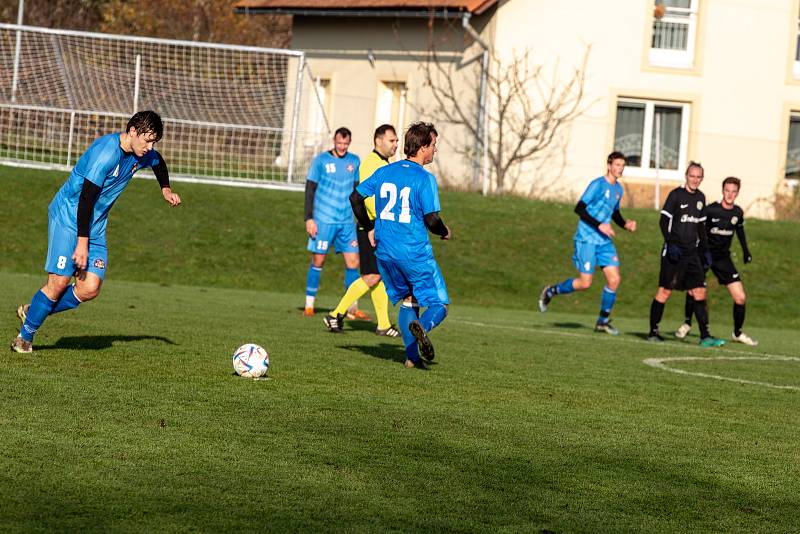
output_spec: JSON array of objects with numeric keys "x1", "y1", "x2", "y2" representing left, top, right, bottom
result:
[
  {"x1": 658, "y1": 245, "x2": 706, "y2": 291},
  {"x1": 357, "y1": 226, "x2": 379, "y2": 275},
  {"x1": 708, "y1": 255, "x2": 740, "y2": 286}
]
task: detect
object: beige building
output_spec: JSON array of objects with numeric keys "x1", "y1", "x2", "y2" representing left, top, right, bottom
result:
[{"x1": 237, "y1": 0, "x2": 800, "y2": 218}]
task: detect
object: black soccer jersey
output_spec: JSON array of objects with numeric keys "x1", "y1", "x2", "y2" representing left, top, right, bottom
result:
[
  {"x1": 660, "y1": 186, "x2": 707, "y2": 250},
  {"x1": 705, "y1": 201, "x2": 744, "y2": 255}
]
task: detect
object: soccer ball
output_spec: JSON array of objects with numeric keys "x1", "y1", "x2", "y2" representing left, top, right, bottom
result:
[{"x1": 232, "y1": 343, "x2": 269, "y2": 378}]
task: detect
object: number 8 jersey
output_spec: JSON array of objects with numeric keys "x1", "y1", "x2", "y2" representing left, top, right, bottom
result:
[{"x1": 356, "y1": 159, "x2": 441, "y2": 263}]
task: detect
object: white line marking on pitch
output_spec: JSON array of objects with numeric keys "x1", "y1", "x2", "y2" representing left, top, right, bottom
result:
[
  {"x1": 643, "y1": 356, "x2": 800, "y2": 391},
  {"x1": 452, "y1": 318, "x2": 800, "y2": 391}
]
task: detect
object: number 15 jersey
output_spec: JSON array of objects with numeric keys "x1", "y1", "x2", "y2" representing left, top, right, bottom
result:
[{"x1": 356, "y1": 159, "x2": 441, "y2": 263}]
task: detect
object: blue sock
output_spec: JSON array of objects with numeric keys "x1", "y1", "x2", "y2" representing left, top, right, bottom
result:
[
  {"x1": 344, "y1": 267, "x2": 359, "y2": 290},
  {"x1": 306, "y1": 264, "x2": 323, "y2": 297},
  {"x1": 398, "y1": 302, "x2": 420, "y2": 362},
  {"x1": 20, "y1": 290, "x2": 57, "y2": 342},
  {"x1": 50, "y1": 284, "x2": 82, "y2": 315},
  {"x1": 419, "y1": 303, "x2": 447, "y2": 333},
  {"x1": 555, "y1": 278, "x2": 576, "y2": 295},
  {"x1": 598, "y1": 286, "x2": 617, "y2": 323}
]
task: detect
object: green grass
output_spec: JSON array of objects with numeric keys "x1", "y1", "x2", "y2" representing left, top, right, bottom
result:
[{"x1": 2, "y1": 166, "x2": 800, "y2": 532}]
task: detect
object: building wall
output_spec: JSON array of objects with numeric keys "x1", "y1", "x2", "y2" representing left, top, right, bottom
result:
[
  {"x1": 493, "y1": 0, "x2": 800, "y2": 218},
  {"x1": 290, "y1": 14, "x2": 493, "y2": 186}
]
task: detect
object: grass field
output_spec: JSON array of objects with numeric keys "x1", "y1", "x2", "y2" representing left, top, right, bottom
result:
[{"x1": 2, "y1": 167, "x2": 800, "y2": 532}]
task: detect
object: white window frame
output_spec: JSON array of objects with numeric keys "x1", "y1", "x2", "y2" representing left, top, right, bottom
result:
[
  {"x1": 786, "y1": 113, "x2": 800, "y2": 187},
  {"x1": 649, "y1": 0, "x2": 699, "y2": 69},
  {"x1": 794, "y1": 18, "x2": 800, "y2": 78},
  {"x1": 375, "y1": 80, "x2": 407, "y2": 156},
  {"x1": 616, "y1": 98, "x2": 690, "y2": 180}
]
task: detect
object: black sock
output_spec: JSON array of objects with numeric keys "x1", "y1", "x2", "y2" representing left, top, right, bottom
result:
[
  {"x1": 733, "y1": 303, "x2": 746, "y2": 336},
  {"x1": 684, "y1": 293, "x2": 695, "y2": 326},
  {"x1": 649, "y1": 299, "x2": 665, "y2": 334},
  {"x1": 694, "y1": 299, "x2": 710, "y2": 339}
]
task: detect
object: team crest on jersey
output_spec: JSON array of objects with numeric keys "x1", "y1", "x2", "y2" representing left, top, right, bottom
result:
[
  {"x1": 731, "y1": 216, "x2": 738, "y2": 225},
  {"x1": 350, "y1": 240, "x2": 358, "y2": 248},
  {"x1": 93, "y1": 259, "x2": 106, "y2": 270},
  {"x1": 347, "y1": 164, "x2": 355, "y2": 172},
  {"x1": 696, "y1": 201, "x2": 703, "y2": 210}
]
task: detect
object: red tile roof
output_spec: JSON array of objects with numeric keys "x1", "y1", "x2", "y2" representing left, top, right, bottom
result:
[{"x1": 235, "y1": 0, "x2": 497, "y2": 15}]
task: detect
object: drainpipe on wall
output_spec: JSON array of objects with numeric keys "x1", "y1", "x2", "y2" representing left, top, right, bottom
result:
[{"x1": 462, "y1": 12, "x2": 490, "y2": 194}]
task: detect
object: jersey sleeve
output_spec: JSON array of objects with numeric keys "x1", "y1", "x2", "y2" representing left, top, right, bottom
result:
[
  {"x1": 356, "y1": 172, "x2": 377, "y2": 198},
  {"x1": 661, "y1": 189, "x2": 678, "y2": 216},
  {"x1": 614, "y1": 184, "x2": 623, "y2": 211},
  {"x1": 306, "y1": 155, "x2": 322, "y2": 183},
  {"x1": 579, "y1": 178, "x2": 601, "y2": 205},
  {"x1": 420, "y1": 173, "x2": 441, "y2": 215},
  {"x1": 146, "y1": 150, "x2": 161, "y2": 169},
  {"x1": 83, "y1": 141, "x2": 119, "y2": 187},
  {"x1": 352, "y1": 156, "x2": 361, "y2": 184}
]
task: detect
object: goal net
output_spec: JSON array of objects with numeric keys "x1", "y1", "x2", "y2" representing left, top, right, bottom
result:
[{"x1": 0, "y1": 23, "x2": 330, "y2": 188}]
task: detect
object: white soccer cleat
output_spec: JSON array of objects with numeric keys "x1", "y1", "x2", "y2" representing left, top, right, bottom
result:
[
  {"x1": 674, "y1": 322, "x2": 692, "y2": 339},
  {"x1": 732, "y1": 332, "x2": 758, "y2": 346}
]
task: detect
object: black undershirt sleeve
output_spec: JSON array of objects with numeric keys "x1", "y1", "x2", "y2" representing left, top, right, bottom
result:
[
  {"x1": 574, "y1": 201, "x2": 601, "y2": 229},
  {"x1": 77, "y1": 179, "x2": 102, "y2": 238},
  {"x1": 349, "y1": 190, "x2": 373, "y2": 231},
  {"x1": 735, "y1": 225, "x2": 750, "y2": 257},
  {"x1": 423, "y1": 211, "x2": 448, "y2": 238},
  {"x1": 152, "y1": 157, "x2": 170, "y2": 189},
  {"x1": 697, "y1": 220, "x2": 709, "y2": 254},
  {"x1": 304, "y1": 181, "x2": 318, "y2": 221},
  {"x1": 659, "y1": 213, "x2": 671, "y2": 242},
  {"x1": 611, "y1": 209, "x2": 626, "y2": 229}
]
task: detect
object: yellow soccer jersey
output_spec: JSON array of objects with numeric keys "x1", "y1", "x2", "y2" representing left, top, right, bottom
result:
[{"x1": 360, "y1": 150, "x2": 390, "y2": 220}]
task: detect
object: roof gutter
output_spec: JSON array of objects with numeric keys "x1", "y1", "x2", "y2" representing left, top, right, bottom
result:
[{"x1": 234, "y1": 7, "x2": 466, "y2": 19}]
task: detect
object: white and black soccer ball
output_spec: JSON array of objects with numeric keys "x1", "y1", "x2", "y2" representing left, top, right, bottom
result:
[{"x1": 232, "y1": 343, "x2": 269, "y2": 378}]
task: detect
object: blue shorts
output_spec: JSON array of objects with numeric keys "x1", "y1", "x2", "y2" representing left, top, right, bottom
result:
[
  {"x1": 45, "y1": 218, "x2": 109, "y2": 280},
  {"x1": 377, "y1": 256, "x2": 449, "y2": 307},
  {"x1": 307, "y1": 222, "x2": 359, "y2": 255},
  {"x1": 572, "y1": 240, "x2": 619, "y2": 274}
]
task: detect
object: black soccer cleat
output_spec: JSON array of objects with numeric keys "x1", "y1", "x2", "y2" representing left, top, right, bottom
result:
[
  {"x1": 408, "y1": 320, "x2": 435, "y2": 361},
  {"x1": 322, "y1": 313, "x2": 345, "y2": 333},
  {"x1": 538, "y1": 286, "x2": 553, "y2": 313},
  {"x1": 647, "y1": 331, "x2": 665, "y2": 343}
]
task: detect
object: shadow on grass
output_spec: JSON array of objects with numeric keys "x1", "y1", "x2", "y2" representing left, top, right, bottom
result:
[
  {"x1": 551, "y1": 322, "x2": 587, "y2": 329},
  {"x1": 340, "y1": 343, "x2": 407, "y2": 363},
  {"x1": 36, "y1": 335, "x2": 177, "y2": 352}
]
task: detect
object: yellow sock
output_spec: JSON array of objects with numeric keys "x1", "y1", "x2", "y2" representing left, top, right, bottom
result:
[
  {"x1": 371, "y1": 282, "x2": 391, "y2": 330},
  {"x1": 333, "y1": 278, "x2": 371, "y2": 316}
]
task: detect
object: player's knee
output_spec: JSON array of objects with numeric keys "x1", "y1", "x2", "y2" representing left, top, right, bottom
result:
[
  {"x1": 734, "y1": 294, "x2": 746, "y2": 305},
  {"x1": 607, "y1": 276, "x2": 621, "y2": 291},
  {"x1": 656, "y1": 288, "x2": 671, "y2": 302},
  {"x1": 575, "y1": 278, "x2": 592, "y2": 291},
  {"x1": 363, "y1": 274, "x2": 380, "y2": 287}
]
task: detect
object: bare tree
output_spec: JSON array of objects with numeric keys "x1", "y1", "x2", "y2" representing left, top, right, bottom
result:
[{"x1": 418, "y1": 22, "x2": 590, "y2": 194}]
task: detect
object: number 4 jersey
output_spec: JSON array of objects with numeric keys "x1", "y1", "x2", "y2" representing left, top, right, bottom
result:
[{"x1": 356, "y1": 159, "x2": 441, "y2": 263}]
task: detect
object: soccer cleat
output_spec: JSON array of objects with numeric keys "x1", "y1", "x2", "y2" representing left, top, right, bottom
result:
[
  {"x1": 594, "y1": 321, "x2": 619, "y2": 336},
  {"x1": 10, "y1": 335, "x2": 32, "y2": 354},
  {"x1": 303, "y1": 307, "x2": 315, "y2": 317},
  {"x1": 732, "y1": 332, "x2": 758, "y2": 346},
  {"x1": 647, "y1": 331, "x2": 665, "y2": 343},
  {"x1": 674, "y1": 322, "x2": 692, "y2": 339},
  {"x1": 699, "y1": 336, "x2": 726, "y2": 348},
  {"x1": 375, "y1": 325, "x2": 400, "y2": 337},
  {"x1": 538, "y1": 285, "x2": 552, "y2": 313},
  {"x1": 346, "y1": 309, "x2": 372, "y2": 321},
  {"x1": 404, "y1": 358, "x2": 429, "y2": 370},
  {"x1": 322, "y1": 313, "x2": 345, "y2": 333},
  {"x1": 408, "y1": 320, "x2": 435, "y2": 361},
  {"x1": 17, "y1": 304, "x2": 29, "y2": 324}
]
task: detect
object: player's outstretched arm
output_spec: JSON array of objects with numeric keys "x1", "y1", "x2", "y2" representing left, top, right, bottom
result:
[
  {"x1": 349, "y1": 190, "x2": 373, "y2": 231},
  {"x1": 735, "y1": 224, "x2": 752, "y2": 263},
  {"x1": 153, "y1": 158, "x2": 181, "y2": 206}
]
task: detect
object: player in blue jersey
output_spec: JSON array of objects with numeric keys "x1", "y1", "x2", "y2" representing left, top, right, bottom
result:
[
  {"x1": 11, "y1": 111, "x2": 181, "y2": 354},
  {"x1": 303, "y1": 127, "x2": 364, "y2": 317},
  {"x1": 538, "y1": 151, "x2": 637, "y2": 335},
  {"x1": 350, "y1": 122, "x2": 451, "y2": 369}
]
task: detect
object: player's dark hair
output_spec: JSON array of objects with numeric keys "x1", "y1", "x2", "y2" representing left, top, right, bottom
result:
[
  {"x1": 334, "y1": 127, "x2": 352, "y2": 140},
  {"x1": 686, "y1": 160, "x2": 704, "y2": 176},
  {"x1": 607, "y1": 151, "x2": 625, "y2": 164},
  {"x1": 374, "y1": 124, "x2": 396, "y2": 140},
  {"x1": 404, "y1": 122, "x2": 438, "y2": 157},
  {"x1": 722, "y1": 176, "x2": 741, "y2": 190},
  {"x1": 126, "y1": 110, "x2": 163, "y2": 142}
]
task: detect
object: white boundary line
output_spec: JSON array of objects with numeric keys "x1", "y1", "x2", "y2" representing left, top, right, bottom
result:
[{"x1": 451, "y1": 318, "x2": 800, "y2": 391}]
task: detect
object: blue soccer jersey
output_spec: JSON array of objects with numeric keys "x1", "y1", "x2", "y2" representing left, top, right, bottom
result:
[
  {"x1": 574, "y1": 176, "x2": 624, "y2": 244},
  {"x1": 356, "y1": 160, "x2": 441, "y2": 263},
  {"x1": 48, "y1": 133, "x2": 160, "y2": 240},
  {"x1": 307, "y1": 150, "x2": 360, "y2": 224}
]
